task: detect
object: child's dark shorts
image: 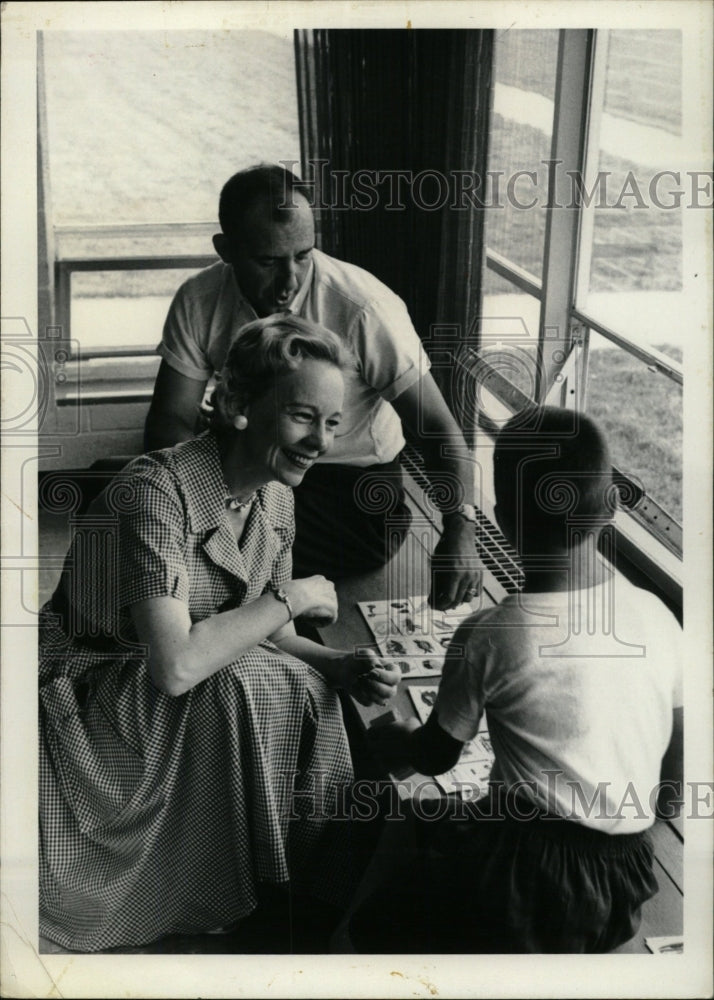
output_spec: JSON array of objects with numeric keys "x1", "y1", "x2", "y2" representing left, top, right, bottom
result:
[{"x1": 349, "y1": 790, "x2": 659, "y2": 954}]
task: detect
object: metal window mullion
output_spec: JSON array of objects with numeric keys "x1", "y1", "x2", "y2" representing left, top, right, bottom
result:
[
  {"x1": 54, "y1": 261, "x2": 72, "y2": 345},
  {"x1": 573, "y1": 320, "x2": 591, "y2": 410},
  {"x1": 73, "y1": 347, "x2": 160, "y2": 362},
  {"x1": 37, "y1": 31, "x2": 60, "y2": 432},
  {"x1": 543, "y1": 321, "x2": 589, "y2": 411},
  {"x1": 54, "y1": 254, "x2": 215, "y2": 347},
  {"x1": 54, "y1": 221, "x2": 217, "y2": 241},
  {"x1": 574, "y1": 30, "x2": 609, "y2": 310},
  {"x1": 537, "y1": 29, "x2": 594, "y2": 403},
  {"x1": 58, "y1": 255, "x2": 217, "y2": 273}
]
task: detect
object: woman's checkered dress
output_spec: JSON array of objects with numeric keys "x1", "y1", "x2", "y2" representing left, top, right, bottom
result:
[{"x1": 39, "y1": 434, "x2": 355, "y2": 952}]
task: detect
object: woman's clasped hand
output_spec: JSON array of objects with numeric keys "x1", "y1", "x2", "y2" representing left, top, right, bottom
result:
[
  {"x1": 283, "y1": 573, "x2": 339, "y2": 627},
  {"x1": 276, "y1": 574, "x2": 401, "y2": 706}
]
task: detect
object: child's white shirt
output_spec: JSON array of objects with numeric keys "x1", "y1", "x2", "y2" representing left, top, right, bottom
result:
[{"x1": 436, "y1": 575, "x2": 682, "y2": 833}]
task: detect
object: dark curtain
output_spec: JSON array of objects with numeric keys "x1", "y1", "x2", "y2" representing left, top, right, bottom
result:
[{"x1": 294, "y1": 28, "x2": 493, "y2": 421}]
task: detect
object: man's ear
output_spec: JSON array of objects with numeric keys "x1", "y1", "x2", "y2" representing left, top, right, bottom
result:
[{"x1": 213, "y1": 233, "x2": 232, "y2": 263}]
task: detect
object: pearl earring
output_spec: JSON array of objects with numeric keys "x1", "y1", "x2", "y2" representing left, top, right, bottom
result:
[{"x1": 234, "y1": 414, "x2": 248, "y2": 430}]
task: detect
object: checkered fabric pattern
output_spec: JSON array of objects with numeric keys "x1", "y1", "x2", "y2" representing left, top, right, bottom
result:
[{"x1": 39, "y1": 434, "x2": 355, "y2": 952}]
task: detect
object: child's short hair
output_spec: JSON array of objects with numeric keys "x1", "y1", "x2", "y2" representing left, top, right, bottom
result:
[
  {"x1": 211, "y1": 314, "x2": 348, "y2": 431},
  {"x1": 218, "y1": 163, "x2": 312, "y2": 241},
  {"x1": 494, "y1": 406, "x2": 615, "y2": 548}
]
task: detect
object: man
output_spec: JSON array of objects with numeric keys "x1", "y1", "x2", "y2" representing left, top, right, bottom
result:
[{"x1": 145, "y1": 163, "x2": 480, "y2": 609}]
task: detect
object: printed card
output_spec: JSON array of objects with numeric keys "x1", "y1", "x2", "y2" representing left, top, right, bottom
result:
[
  {"x1": 435, "y1": 757, "x2": 493, "y2": 799},
  {"x1": 357, "y1": 599, "x2": 404, "y2": 640},
  {"x1": 645, "y1": 936, "x2": 684, "y2": 955},
  {"x1": 358, "y1": 595, "x2": 474, "y2": 644},
  {"x1": 361, "y1": 596, "x2": 494, "y2": 799},
  {"x1": 359, "y1": 594, "x2": 474, "y2": 677},
  {"x1": 406, "y1": 596, "x2": 474, "y2": 634},
  {"x1": 388, "y1": 656, "x2": 443, "y2": 679},
  {"x1": 407, "y1": 683, "x2": 440, "y2": 724}
]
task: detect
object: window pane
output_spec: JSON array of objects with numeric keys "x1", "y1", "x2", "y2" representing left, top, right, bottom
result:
[
  {"x1": 484, "y1": 29, "x2": 559, "y2": 280},
  {"x1": 585, "y1": 335, "x2": 682, "y2": 523},
  {"x1": 70, "y1": 268, "x2": 206, "y2": 352},
  {"x1": 472, "y1": 291, "x2": 542, "y2": 424},
  {"x1": 577, "y1": 30, "x2": 685, "y2": 362},
  {"x1": 43, "y1": 30, "x2": 300, "y2": 227}
]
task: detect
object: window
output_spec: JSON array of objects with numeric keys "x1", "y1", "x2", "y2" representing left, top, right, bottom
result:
[
  {"x1": 43, "y1": 30, "x2": 300, "y2": 229},
  {"x1": 576, "y1": 30, "x2": 684, "y2": 526},
  {"x1": 480, "y1": 28, "x2": 691, "y2": 574},
  {"x1": 40, "y1": 29, "x2": 300, "y2": 379},
  {"x1": 480, "y1": 30, "x2": 560, "y2": 389}
]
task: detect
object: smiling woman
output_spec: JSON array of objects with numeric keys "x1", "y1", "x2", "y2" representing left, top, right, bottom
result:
[
  {"x1": 38, "y1": 315, "x2": 401, "y2": 953},
  {"x1": 209, "y1": 313, "x2": 347, "y2": 496}
]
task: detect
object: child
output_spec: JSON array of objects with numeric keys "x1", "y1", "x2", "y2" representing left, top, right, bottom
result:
[{"x1": 349, "y1": 406, "x2": 683, "y2": 953}]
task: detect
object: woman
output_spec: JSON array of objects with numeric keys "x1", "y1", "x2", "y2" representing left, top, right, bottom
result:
[{"x1": 39, "y1": 315, "x2": 400, "y2": 952}]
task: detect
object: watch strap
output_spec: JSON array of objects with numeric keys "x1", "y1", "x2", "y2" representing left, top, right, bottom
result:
[
  {"x1": 269, "y1": 584, "x2": 294, "y2": 621},
  {"x1": 445, "y1": 503, "x2": 477, "y2": 524}
]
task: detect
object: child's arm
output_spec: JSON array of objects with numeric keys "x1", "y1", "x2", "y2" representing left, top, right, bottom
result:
[
  {"x1": 410, "y1": 710, "x2": 464, "y2": 775},
  {"x1": 656, "y1": 706, "x2": 684, "y2": 819},
  {"x1": 369, "y1": 711, "x2": 464, "y2": 776},
  {"x1": 370, "y1": 619, "x2": 483, "y2": 775}
]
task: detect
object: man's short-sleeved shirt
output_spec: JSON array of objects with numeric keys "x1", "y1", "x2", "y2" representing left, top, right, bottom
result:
[
  {"x1": 157, "y1": 250, "x2": 431, "y2": 467},
  {"x1": 436, "y1": 576, "x2": 683, "y2": 833}
]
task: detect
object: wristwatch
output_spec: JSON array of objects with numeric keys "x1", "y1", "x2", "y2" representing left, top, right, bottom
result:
[
  {"x1": 270, "y1": 584, "x2": 294, "y2": 621},
  {"x1": 447, "y1": 503, "x2": 477, "y2": 524}
]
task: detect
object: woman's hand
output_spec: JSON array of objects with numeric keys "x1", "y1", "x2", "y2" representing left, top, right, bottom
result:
[
  {"x1": 285, "y1": 576, "x2": 338, "y2": 627},
  {"x1": 331, "y1": 648, "x2": 401, "y2": 707}
]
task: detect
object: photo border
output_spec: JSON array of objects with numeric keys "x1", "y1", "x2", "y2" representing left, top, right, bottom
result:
[{"x1": 1, "y1": 2, "x2": 712, "y2": 997}]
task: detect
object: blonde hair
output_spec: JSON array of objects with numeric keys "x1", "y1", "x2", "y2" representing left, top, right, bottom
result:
[{"x1": 211, "y1": 314, "x2": 349, "y2": 430}]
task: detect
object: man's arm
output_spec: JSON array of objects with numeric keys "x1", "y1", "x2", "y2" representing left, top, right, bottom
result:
[
  {"x1": 391, "y1": 373, "x2": 481, "y2": 610},
  {"x1": 144, "y1": 361, "x2": 208, "y2": 451}
]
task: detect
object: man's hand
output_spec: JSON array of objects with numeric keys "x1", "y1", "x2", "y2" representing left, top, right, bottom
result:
[{"x1": 429, "y1": 516, "x2": 482, "y2": 610}]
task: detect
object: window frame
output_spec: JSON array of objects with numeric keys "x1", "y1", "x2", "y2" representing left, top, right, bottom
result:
[
  {"x1": 480, "y1": 28, "x2": 683, "y2": 601},
  {"x1": 38, "y1": 26, "x2": 684, "y2": 602}
]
